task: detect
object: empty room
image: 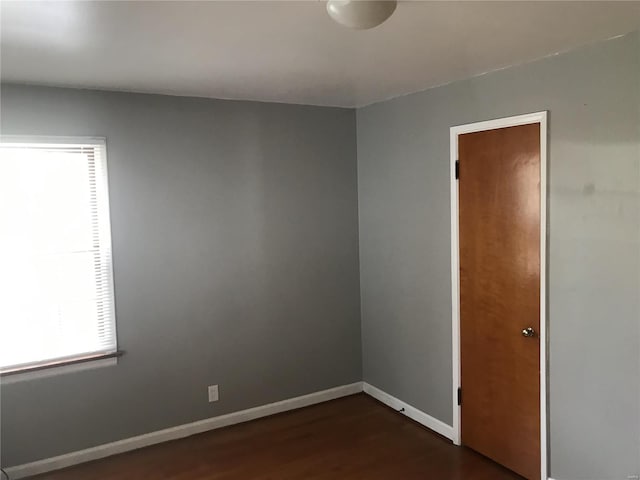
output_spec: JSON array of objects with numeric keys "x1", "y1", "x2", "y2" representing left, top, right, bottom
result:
[{"x1": 0, "y1": 1, "x2": 639, "y2": 479}]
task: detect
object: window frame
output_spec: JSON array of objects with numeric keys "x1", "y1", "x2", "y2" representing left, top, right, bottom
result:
[{"x1": 0, "y1": 135, "x2": 120, "y2": 378}]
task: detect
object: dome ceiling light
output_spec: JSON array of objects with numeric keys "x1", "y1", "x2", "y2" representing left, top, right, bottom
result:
[{"x1": 326, "y1": 0, "x2": 397, "y2": 30}]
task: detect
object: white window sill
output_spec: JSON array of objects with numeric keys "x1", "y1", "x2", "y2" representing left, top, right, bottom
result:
[{"x1": 0, "y1": 355, "x2": 119, "y2": 384}]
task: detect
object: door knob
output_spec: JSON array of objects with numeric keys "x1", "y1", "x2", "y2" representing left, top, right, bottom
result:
[{"x1": 522, "y1": 327, "x2": 536, "y2": 338}]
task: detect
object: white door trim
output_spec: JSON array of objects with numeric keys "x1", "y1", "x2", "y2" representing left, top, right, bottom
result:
[{"x1": 449, "y1": 111, "x2": 548, "y2": 480}]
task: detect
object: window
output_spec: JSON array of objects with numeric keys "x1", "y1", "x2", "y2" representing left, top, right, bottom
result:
[{"x1": 0, "y1": 137, "x2": 117, "y2": 374}]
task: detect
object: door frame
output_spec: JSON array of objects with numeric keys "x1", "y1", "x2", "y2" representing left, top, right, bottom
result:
[{"x1": 449, "y1": 111, "x2": 548, "y2": 480}]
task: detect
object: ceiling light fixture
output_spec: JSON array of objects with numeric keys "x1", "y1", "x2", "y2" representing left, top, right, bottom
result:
[{"x1": 326, "y1": 0, "x2": 397, "y2": 30}]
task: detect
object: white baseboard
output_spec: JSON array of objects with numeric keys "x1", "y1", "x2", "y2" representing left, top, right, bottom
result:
[
  {"x1": 363, "y1": 382, "x2": 455, "y2": 441},
  {"x1": 8, "y1": 382, "x2": 459, "y2": 479},
  {"x1": 5, "y1": 382, "x2": 363, "y2": 479}
]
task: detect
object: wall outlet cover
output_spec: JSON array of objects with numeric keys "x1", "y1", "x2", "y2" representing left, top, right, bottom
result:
[{"x1": 208, "y1": 385, "x2": 219, "y2": 402}]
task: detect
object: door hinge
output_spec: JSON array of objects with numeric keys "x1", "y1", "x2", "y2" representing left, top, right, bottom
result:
[
  {"x1": 457, "y1": 387, "x2": 462, "y2": 406},
  {"x1": 455, "y1": 160, "x2": 459, "y2": 180}
]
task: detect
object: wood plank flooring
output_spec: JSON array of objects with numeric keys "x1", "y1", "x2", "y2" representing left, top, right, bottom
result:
[{"x1": 31, "y1": 393, "x2": 522, "y2": 479}]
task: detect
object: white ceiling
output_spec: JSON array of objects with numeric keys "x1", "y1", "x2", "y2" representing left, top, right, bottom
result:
[{"x1": 2, "y1": 1, "x2": 640, "y2": 108}]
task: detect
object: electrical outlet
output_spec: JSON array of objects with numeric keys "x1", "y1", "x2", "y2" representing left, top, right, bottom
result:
[{"x1": 208, "y1": 385, "x2": 219, "y2": 402}]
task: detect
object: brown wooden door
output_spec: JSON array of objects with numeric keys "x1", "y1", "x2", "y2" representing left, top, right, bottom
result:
[{"x1": 458, "y1": 123, "x2": 541, "y2": 480}]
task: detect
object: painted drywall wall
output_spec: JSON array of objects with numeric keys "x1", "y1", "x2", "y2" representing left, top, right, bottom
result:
[
  {"x1": 357, "y1": 31, "x2": 640, "y2": 479},
  {"x1": 0, "y1": 85, "x2": 362, "y2": 467}
]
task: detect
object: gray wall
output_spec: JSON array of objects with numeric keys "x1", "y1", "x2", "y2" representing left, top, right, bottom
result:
[
  {"x1": 357, "y1": 31, "x2": 640, "y2": 480},
  {"x1": 0, "y1": 85, "x2": 362, "y2": 466},
  {"x1": 1, "y1": 32, "x2": 639, "y2": 480}
]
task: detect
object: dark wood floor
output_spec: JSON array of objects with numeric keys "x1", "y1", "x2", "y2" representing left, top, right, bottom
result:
[{"x1": 32, "y1": 394, "x2": 522, "y2": 479}]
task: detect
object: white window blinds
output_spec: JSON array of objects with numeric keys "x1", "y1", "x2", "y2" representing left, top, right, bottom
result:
[{"x1": 0, "y1": 137, "x2": 117, "y2": 373}]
